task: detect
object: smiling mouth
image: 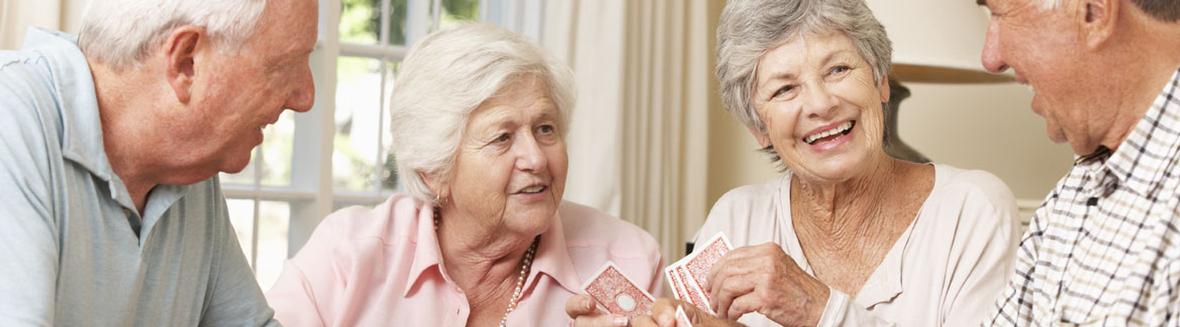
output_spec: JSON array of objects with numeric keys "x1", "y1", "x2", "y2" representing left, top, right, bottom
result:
[
  {"x1": 803, "y1": 121, "x2": 854, "y2": 145},
  {"x1": 515, "y1": 185, "x2": 548, "y2": 195}
]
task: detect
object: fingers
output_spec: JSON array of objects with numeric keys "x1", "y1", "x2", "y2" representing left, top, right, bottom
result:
[
  {"x1": 711, "y1": 276, "x2": 756, "y2": 320},
  {"x1": 726, "y1": 292, "x2": 762, "y2": 321},
  {"x1": 566, "y1": 294, "x2": 599, "y2": 318},
  {"x1": 649, "y1": 298, "x2": 679, "y2": 326},
  {"x1": 572, "y1": 314, "x2": 631, "y2": 327},
  {"x1": 631, "y1": 314, "x2": 658, "y2": 327}
]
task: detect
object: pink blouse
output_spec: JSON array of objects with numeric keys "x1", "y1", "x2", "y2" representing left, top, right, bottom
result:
[{"x1": 265, "y1": 194, "x2": 663, "y2": 326}]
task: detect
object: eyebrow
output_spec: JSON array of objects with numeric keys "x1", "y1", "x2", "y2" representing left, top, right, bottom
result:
[{"x1": 976, "y1": 0, "x2": 987, "y2": 6}]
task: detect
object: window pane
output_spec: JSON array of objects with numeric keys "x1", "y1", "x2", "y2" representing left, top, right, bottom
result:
[
  {"x1": 381, "y1": 61, "x2": 400, "y2": 192},
  {"x1": 340, "y1": 0, "x2": 380, "y2": 45},
  {"x1": 255, "y1": 201, "x2": 290, "y2": 291},
  {"x1": 226, "y1": 199, "x2": 256, "y2": 265},
  {"x1": 387, "y1": 0, "x2": 410, "y2": 45},
  {"x1": 334, "y1": 56, "x2": 384, "y2": 192},
  {"x1": 441, "y1": 0, "x2": 480, "y2": 26},
  {"x1": 261, "y1": 112, "x2": 295, "y2": 186}
]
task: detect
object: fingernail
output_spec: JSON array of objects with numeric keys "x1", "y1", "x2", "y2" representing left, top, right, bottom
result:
[{"x1": 611, "y1": 315, "x2": 629, "y2": 326}]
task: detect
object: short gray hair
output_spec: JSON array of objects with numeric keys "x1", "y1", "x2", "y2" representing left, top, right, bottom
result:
[
  {"x1": 715, "y1": 0, "x2": 892, "y2": 134},
  {"x1": 390, "y1": 23, "x2": 575, "y2": 204},
  {"x1": 78, "y1": 0, "x2": 267, "y2": 71},
  {"x1": 1039, "y1": 0, "x2": 1180, "y2": 22}
]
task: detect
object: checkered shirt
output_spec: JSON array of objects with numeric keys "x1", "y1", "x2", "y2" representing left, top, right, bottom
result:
[{"x1": 989, "y1": 68, "x2": 1180, "y2": 326}]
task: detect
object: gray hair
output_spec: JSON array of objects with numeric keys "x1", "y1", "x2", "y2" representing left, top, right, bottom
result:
[
  {"x1": 1039, "y1": 0, "x2": 1180, "y2": 22},
  {"x1": 390, "y1": 23, "x2": 575, "y2": 204},
  {"x1": 78, "y1": 0, "x2": 267, "y2": 71},
  {"x1": 715, "y1": 0, "x2": 892, "y2": 135}
]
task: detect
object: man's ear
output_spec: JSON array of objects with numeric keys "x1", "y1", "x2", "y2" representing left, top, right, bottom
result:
[
  {"x1": 1078, "y1": 0, "x2": 1119, "y2": 49},
  {"x1": 162, "y1": 26, "x2": 206, "y2": 104}
]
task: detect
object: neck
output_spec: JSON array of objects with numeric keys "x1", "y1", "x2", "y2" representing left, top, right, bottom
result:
[
  {"x1": 1095, "y1": 13, "x2": 1180, "y2": 152},
  {"x1": 435, "y1": 206, "x2": 536, "y2": 307},
  {"x1": 91, "y1": 60, "x2": 160, "y2": 214},
  {"x1": 792, "y1": 153, "x2": 900, "y2": 231}
]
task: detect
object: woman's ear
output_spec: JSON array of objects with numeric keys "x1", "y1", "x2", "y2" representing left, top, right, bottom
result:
[
  {"x1": 161, "y1": 25, "x2": 207, "y2": 104},
  {"x1": 418, "y1": 171, "x2": 448, "y2": 201},
  {"x1": 746, "y1": 126, "x2": 772, "y2": 148},
  {"x1": 879, "y1": 74, "x2": 892, "y2": 103}
]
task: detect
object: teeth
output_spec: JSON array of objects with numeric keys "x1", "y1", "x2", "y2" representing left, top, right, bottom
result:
[
  {"x1": 520, "y1": 185, "x2": 545, "y2": 193},
  {"x1": 804, "y1": 122, "x2": 853, "y2": 144}
]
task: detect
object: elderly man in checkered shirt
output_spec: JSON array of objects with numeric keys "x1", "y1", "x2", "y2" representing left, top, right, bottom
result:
[{"x1": 975, "y1": 0, "x2": 1180, "y2": 325}]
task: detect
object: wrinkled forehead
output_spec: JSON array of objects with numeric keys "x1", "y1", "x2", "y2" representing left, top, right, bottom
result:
[{"x1": 249, "y1": 0, "x2": 319, "y2": 53}]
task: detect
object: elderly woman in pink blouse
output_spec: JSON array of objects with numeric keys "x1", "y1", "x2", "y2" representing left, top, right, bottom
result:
[{"x1": 264, "y1": 23, "x2": 662, "y2": 326}]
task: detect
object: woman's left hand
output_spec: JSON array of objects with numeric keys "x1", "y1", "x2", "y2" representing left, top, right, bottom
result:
[{"x1": 704, "y1": 243, "x2": 830, "y2": 325}]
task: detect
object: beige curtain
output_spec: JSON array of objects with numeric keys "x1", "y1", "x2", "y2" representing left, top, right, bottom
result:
[
  {"x1": 541, "y1": 0, "x2": 714, "y2": 263},
  {"x1": 0, "y1": 0, "x2": 89, "y2": 50}
]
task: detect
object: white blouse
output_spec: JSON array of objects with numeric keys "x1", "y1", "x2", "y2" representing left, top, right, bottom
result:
[{"x1": 695, "y1": 164, "x2": 1020, "y2": 326}]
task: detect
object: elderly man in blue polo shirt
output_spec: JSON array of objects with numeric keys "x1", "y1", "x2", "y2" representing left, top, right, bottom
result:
[{"x1": 0, "y1": 0, "x2": 317, "y2": 325}]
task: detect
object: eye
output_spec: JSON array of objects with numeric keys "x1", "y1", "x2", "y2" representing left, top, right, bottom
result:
[
  {"x1": 771, "y1": 84, "x2": 796, "y2": 99},
  {"x1": 537, "y1": 124, "x2": 557, "y2": 135},
  {"x1": 493, "y1": 133, "x2": 511, "y2": 143},
  {"x1": 829, "y1": 65, "x2": 851, "y2": 75}
]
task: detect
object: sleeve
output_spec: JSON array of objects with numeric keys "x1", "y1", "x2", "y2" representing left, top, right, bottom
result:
[
  {"x1": 0, "y1": 68, "x2": 60, "y2": 326},
  {"x1": 815, "y1": 289, "x2": 895, "y2": 327},
  {"x1": 936, "y1": 174, "x2": 1022, "y2": 326},
  {"x1": 265, "y1": 210, "x2": 355, "y2": 327},
  {"x1": 198, "y1": 186, "x2": 281, "y2": 327},
  {"x1": 986, "y1": 195, "x2": 1047, "y2": 326}
]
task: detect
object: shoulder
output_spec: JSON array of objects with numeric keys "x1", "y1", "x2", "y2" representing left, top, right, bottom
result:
[
  {"x1": 559, "y1": 201, "x2": 659, "y2": 260},
  {"x1": 313, "y1": 193, "x2": 428, "y2": 245},
  {"x1": 707, "y1": 177, "x2": 782, "y2": 221},
  {"x1": 920, "y1": 164, "x2": 1020, "y2": 239},
  {"x1": 930, "y1": 164, "x2": 1017, "y2": 210},
  {"x1": 0, "y1": 51, "x2": 62, "y2": 208},
  {"x1": 698, "y1": 177, "x2": 784, "y2": 243}
]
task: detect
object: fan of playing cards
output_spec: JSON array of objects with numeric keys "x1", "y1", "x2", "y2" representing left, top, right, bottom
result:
[
  {"x1": 580, "y1": 233, "x2": 732, "y2": 324},
  {"x1": 664, "y1": 233, "x2": 732, "y2": 315}
]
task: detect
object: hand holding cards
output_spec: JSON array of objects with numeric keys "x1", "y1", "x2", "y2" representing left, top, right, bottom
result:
[
  {"x1": 582, "y1": 262, "x2": 656, "y2": 319},
  {"x1": 665, "y1": 232, "x2": 732, "y2": 315}
]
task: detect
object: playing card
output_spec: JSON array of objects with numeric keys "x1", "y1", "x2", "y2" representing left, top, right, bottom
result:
[
  {"x1": 664, "y1": 265, "x2": 684, "y2": 300},
  {"x1": 682, "y1": 233, "x2": 732, "y2": 300},
  {"x1": 675, "y1": 305, "x2": 693, "y2": 327},
  {"x1": 675, "y1": 265, "x2": 713, "y2": 314},
  {"x1": 582, "y1": 262, "x2": 655, "y2": 318}
]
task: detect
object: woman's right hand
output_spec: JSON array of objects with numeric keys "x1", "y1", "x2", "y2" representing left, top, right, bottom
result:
[
  {"x1": 631, "y1": 298, "x2": 745, "y2": 327},
  {"x1": 567, "y1": 294, "x2": 631, "y2": 327}
]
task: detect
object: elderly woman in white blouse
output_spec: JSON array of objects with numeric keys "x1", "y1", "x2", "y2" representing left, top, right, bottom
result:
[{"x1": 639, "y1": 0, "x2": 1020, "y2": 326}]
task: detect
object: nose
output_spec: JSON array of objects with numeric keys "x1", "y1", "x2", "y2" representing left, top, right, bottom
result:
[
  {"x1": 980, "y1": 22, "x2": 1009, "y2": 74},
  {"x1": 801, "y1": 83, "x2": 838, "y2": 119},
  {"x1": 285, "y1": 66, "x2": 316, "y2": 112},
  {"x1": 514, "y1": 132, "x2": 549, "y2": 173}
]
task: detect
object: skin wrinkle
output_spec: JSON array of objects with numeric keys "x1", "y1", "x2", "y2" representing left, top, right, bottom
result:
[
  {"x1": 980, "y1": 0, "x2": 1180, "y2": 155},
  {"x1": 433, "y1": 75, "x2": 568, "y2": 326},
  {"x1": 89, "y1": 0, "x2": 317, "y2": 213},
  {"x1": 747, "y1": 29, "x2": 932, "y2": 314}
]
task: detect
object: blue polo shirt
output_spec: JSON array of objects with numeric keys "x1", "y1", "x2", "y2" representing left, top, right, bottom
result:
[{"x1": 0, "y1": 28, "x2": 279, "y2": 326}]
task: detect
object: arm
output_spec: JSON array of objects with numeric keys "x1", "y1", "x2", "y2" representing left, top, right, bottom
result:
[
  {"x1": 264, "y1": 209, "x2": 358, "y2": 327},
  {"x1": 937, "y1": 183, "x2": 1021, "y2": 326},
  {"x1": 198, "y1": 184, "x2": 280, "y2": 327},
  {"x1": 0, "y1": 75, "x2": 60, "y2": 326}
]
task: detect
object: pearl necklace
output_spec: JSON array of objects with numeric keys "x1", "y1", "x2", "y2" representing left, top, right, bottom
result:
[{"x1": 434, "y1": 208, "x2": 539, "y2": 327}]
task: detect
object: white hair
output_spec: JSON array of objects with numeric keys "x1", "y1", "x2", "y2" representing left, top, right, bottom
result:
[
  {"x1": 1038, "y1": 0, "x2": 1180, "y2": 21},
  {"x1": 389, "y1": 23, "x2": 575, "y2": 204},
  {"x1": 78, "y1": 0, "x2": 267, "y2": 71}
]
